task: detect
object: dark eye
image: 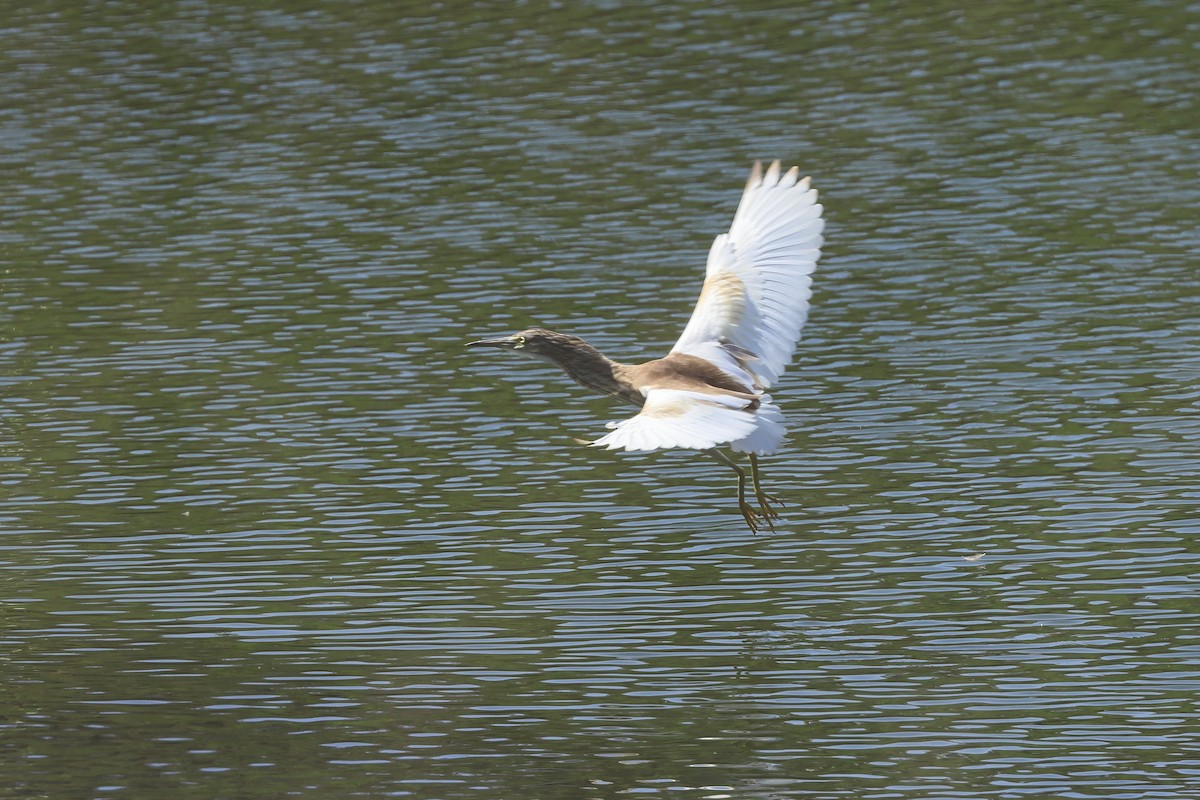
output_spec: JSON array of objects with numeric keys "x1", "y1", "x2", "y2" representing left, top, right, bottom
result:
[{"x1": 514, "y1": 335, "x2": 526, "y2": 348}]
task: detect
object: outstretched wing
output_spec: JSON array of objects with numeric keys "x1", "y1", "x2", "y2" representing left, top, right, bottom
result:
[
  {"x1": 671, "y1": 160, "x2": 824, "y2": 389},
  {"x1": 590, "y1": 389, "x2": 759, "y2": 453}
]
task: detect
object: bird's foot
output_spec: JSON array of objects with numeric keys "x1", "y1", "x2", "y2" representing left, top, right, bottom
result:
[
  {"x1": 755, "y1": 490, "x2": 783, "y2": 520},
  {"x1": 738, "y1": 501, "x2": 776, "y2": 535}
]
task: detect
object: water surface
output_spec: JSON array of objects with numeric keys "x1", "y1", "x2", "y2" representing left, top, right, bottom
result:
[{"x1": 2, "y1": 2, "x2": 1199, "y2": 798}]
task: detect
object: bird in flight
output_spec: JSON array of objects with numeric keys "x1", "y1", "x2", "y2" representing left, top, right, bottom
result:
[{"x1": 468, "y1": 161, "x2": 824, "y2": 533}]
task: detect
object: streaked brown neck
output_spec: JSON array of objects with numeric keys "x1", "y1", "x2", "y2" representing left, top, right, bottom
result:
[{"x1": 544, "y1": 341, "x2": 642, "y2": 406}]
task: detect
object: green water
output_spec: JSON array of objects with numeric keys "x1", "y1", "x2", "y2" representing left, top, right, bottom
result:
[{"x1": 2, "y1": 2, "x2": 1198, "y2": 798}]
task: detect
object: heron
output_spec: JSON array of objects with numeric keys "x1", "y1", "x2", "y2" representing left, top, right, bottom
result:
[{"x1": 468, "y1": 160, "x2": 824, "y2": 533}]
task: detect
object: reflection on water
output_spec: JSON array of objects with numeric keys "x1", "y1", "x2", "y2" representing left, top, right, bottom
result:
[{"x1": 2, "y1": 1, "x2": 1199, "y2": 798}]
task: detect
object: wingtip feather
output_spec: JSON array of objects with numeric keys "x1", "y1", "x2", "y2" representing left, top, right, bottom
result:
[
  {"x1": 746, "y1": 160, "x2": 763, "y2": 191},
  {"x1": 764, "y1": 160, "x2": 781, "y2": 185}
]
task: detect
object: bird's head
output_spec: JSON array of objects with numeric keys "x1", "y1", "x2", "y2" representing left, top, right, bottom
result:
[{"x1": 466, "y1": 327, "x2": 597, "y2": 367}]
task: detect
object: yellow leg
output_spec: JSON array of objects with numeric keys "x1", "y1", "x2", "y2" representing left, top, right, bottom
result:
[
  {"x1": 708, "y1": 449, "x2": 775, "y2": 534},
  {"x1": 748, "y1": 453, "x2": 782, "y2": 521}
]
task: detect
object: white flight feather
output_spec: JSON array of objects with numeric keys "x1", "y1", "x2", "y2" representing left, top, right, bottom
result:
[{"x1": 590, "y1": 389, "x2": 760, "y2": 453}]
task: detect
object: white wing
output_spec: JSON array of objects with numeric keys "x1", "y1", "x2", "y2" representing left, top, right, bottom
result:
[
  {"x1": 590, "y1": 389, "x2": 759, "y2": 453},
  {"x1": 729, "y1": 397, "x2": 786, "y2": 455},
  {"x1": 672, "y1": 160, "x2": 824, "y2": 389}
]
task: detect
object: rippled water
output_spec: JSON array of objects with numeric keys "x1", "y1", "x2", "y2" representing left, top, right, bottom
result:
[{"x1": 3, "y1": 2, "x2": 1199, "y2": 798}]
